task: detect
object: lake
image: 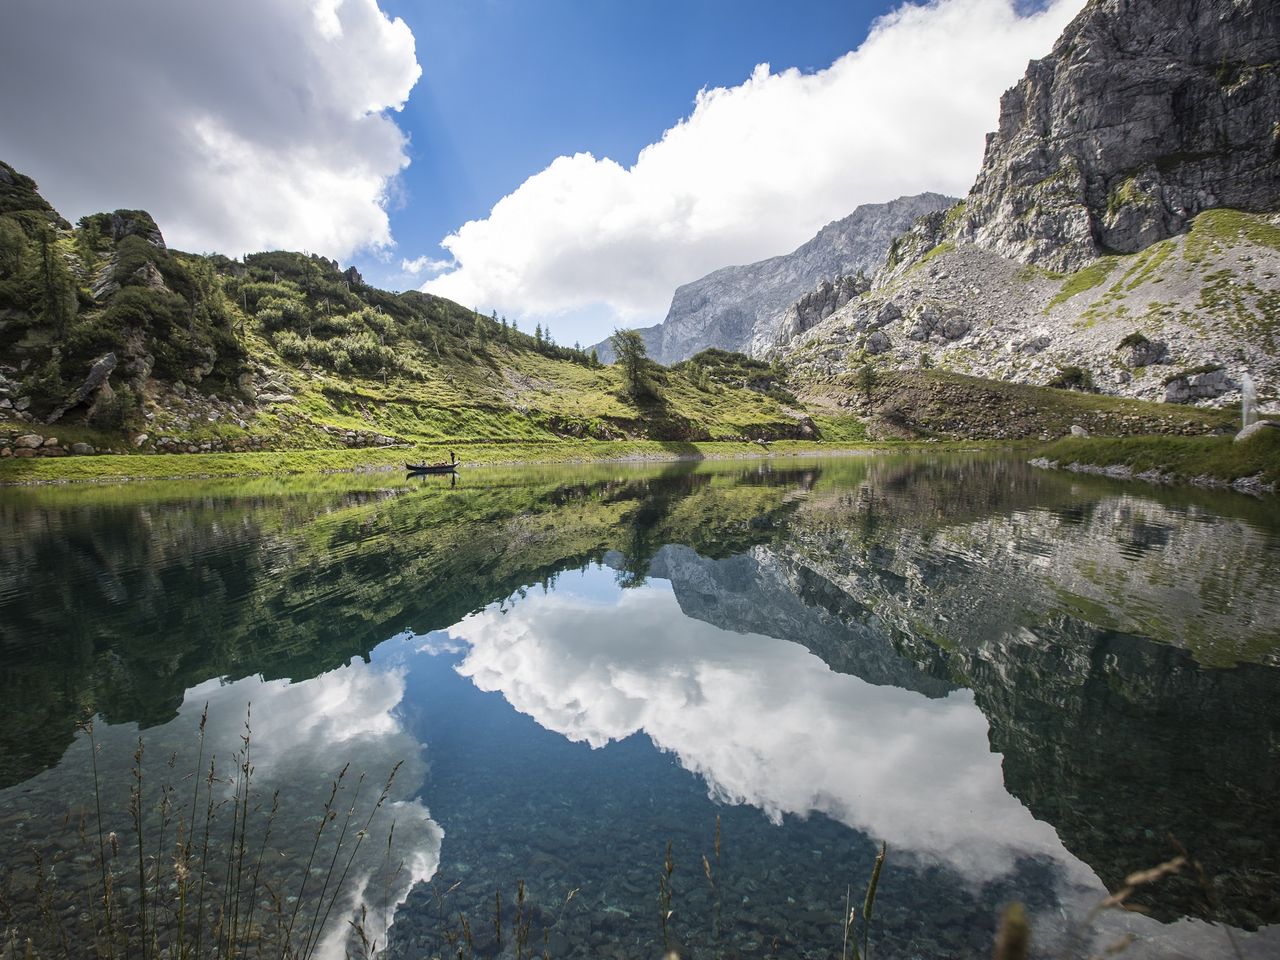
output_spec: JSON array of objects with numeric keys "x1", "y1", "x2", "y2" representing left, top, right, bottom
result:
[{"x1": 1, "y1": 453, "x2": 1278, "y2": 960}]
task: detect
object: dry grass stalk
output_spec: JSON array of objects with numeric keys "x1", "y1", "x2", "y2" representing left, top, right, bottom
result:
[{"x1": 993, "y1": 902, "x2": 1030, "y2": 960}]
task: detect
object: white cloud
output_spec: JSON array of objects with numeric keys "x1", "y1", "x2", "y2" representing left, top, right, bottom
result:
[
  {"x1": 401, "y1": 254, "x2": 455, "y2": 276},
  {"x1": 0, "y1": 0, "x2": 420, "y2": 259},
  {"x1": 425, "y1": 0, "x2": 1083, "y2": 328}
]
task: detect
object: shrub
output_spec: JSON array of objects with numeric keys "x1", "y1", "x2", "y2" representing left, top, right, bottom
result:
[
  {"x1": 341, "y1": 330, "x2": 390, "y2": 372},
  {"x1": 21, "y1": 355, "x2": 65, "y2": 409},
  {"x1": 1118, "y1": 331, "x2": 1149, "y2": 349},
  {"x1": 238, "y1": 280, "x2": 303, "y2": 311},
  {"x1": 112, "y1": 235, "x2": 162, "y2": 284},
  {"x1": 255, "y1": 294, "x2": 308, "y2": 331},
  {"x1": 272, "y1": 329, "x2": 307, "y2": 361},
  {"x1": 1047, "y1": 365, "x2": 1096, "y2": 392},
  {"x1": 87, "y1": 384, "x2": 141, "y2": 431}
]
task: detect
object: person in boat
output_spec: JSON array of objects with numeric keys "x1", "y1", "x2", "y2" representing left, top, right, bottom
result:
[{"x1": 450, "y1": 450, "x2": 456, "y2": 464}]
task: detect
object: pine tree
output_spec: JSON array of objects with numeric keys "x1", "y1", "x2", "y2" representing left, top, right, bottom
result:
[{"x1": 610, "y1": 328, "x2": 653, "y2": 400}]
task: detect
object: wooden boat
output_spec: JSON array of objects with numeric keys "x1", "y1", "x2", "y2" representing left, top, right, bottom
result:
[
  {"x1": 406, "y1": 453, "x2": 459, "y2": 474},
  {"x1": 405, "y1": 461, "x2": 458, "y2": 474}
]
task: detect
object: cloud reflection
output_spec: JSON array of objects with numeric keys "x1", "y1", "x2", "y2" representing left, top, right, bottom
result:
[
  {"x1": 0, "y1": 659, "x2": 441, "y2": 960},
  {"x1": 451, "y1": 582, "x2": 1078, "y2": 883}
]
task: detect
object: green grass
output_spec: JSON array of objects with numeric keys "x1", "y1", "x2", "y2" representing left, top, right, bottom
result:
[
  {"x1": 1046, "y1": 259, "x2": 1118, "y2": 310},
  {"x1": 0, "y1": 438, "x2": 900, "y2": 485},
  {"x1": 807, "y1": 414, "x2": 871, "y2": 442},
  {"x1": 1034, "y1": 429, "x2": 1280, "y2": 486},
  {"x1": 804, "y1": 368, "x2": 1236, "y2": 441},
  {"x1": 913, "y1": 240, "x2": 955, "y2": 269},
  {"x1": 1118, "y1": 240, "x2": 1175, "y2": 291},
  {"x1": 1185, "y1": 208, "x2": 1280, "y2": 263}
]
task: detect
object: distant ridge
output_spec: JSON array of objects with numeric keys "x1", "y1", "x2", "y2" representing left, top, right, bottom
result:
[{"x1": 592, "y1": 192, "x2": 956, "y2": 364}]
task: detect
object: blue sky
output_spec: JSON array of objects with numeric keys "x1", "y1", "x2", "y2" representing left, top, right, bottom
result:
[
  {"x1": 370, "y1": 0, "x2": 881, "y2": 294},
  {"x1": 0, "y1": 0, "x2": 1082, "y2": 348}
]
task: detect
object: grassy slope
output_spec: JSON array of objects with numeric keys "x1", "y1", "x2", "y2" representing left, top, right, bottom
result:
[
  {"x1": 1, "y1": 163, "x2": 820, "y2": 456},
  {"x1": 274, "y1": 338, "x2": 808, "y2": 445},
  {"x1": 1034, "y1": 428, "x2": 1280, "y2": 486},
  {"x1": 801, "y1": 368, "x2": 1236, "y2": 440}
]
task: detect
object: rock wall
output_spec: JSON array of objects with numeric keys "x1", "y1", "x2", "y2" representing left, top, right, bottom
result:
[{"x1": 958, "y1": 0, "x2": 1280, "y2": 272}]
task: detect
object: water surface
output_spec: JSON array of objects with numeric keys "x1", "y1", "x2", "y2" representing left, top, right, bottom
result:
[{"x1": 1, "y1": 454, "x2": 1278, "y2": 959}]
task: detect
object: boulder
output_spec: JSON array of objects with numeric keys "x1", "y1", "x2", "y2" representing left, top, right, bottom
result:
[
  {"x1": 941, "y1": 315, "x2": 971, "y2": 340},
  {"x1": 872, "y1": 301, "x2": 902, "y2": 328},
  {"x1": 1164, "y1": 368, "x2": 1236, "y2": 403},
  {"x1": 70, "y1": 442, "x2": 95, "y2": 456},
  {"x1": 47, "y1": 352, "x2": 117, "y2": 423},
  {"x1": 13, "y1": 396, "x2": 30, "y2": 412},
  {"x1": 12, "y1": 447, "x2": 35, "y2": 458},
  {"x1": 1126, "y1": 339, "x2": 1169, "y2": 368},
  {"x1": 864, "y1": 331, "x2": 892, "y2": 355},
  {"x1": 1070, "y1": 424, "x2": 1090, "y2": 438},
  {"x1": 1234, "y1": 420, "x2": 1279, "y2": 443},
  {"x1": 15, "y1": 434, "x2": 43, "y2": 448},
  {"x1": 1010, "y1": 334, "x2": 1051, "y2": 355}
]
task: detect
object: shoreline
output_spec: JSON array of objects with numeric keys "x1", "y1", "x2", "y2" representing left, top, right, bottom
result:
[
  {"x1": 1028, "y1": 432, "x2": 1280, "y2": 496},
  {"x1": 1028, "y1": 457, "x2": 1277, "y2": 495},
  {"x1": 0, "y1": 438, "x2": 981, "y2": 487}
]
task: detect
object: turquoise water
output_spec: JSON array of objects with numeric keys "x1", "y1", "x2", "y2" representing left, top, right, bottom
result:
[{"x1": 1, "y1": 454, "x2": 1278, "y2": 959}]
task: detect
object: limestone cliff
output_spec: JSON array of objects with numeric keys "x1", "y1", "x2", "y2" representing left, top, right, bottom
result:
[{"x1": 959, "y1": 0, "x2": 1280, "y2": 272}]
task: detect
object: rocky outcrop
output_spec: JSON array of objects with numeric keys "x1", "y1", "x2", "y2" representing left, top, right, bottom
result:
[
  {"x1": 98, "y1": 209, "x2": 166, "y2": 249},
  {"x1": 593, "y1": 193, "x2": 956, "y2": 364},
  {"x1": 956, "y1": 0, "x2": 1280, "y2": 272},
  {"x1": 756, "y1": 274, "x2": 869, "y2": 357},
  {"x1": 0, "y1": 160, "x2": 70, "y2": 229},
  {"x1": 786, "y1": 220, "x2": 1280, "y2": 405},
  {"x1": 46, "y1": 352, "x2": 116, "y2": 423}
]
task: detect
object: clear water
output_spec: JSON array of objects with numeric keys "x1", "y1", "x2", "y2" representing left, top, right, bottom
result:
[{"x1": 1, "y1": 453, "x2": 1278, "y2": 959}]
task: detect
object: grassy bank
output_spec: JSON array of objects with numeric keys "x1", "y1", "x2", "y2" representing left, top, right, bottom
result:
[
  {"x1": 0, "y1": 438, "x2": 925, "y2": 486},
  {"x1": 801, "y1": 368, "x2": 1237, "y2": 440},
  {"x1": 1033, "y1": 429, "x2": 1280, "y2": 489}
]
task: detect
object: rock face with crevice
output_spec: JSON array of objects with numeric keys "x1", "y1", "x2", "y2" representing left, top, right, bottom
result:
[{"x1": 956, "y1": 0, "x2": 1280, "y2": 272}]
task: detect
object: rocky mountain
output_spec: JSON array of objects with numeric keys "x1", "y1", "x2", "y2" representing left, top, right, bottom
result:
[
  {"x1": 780, "y1": 0, "x2": 1280, "y2": 409},
  {"x1": 592, "y1": 192, "x2": 955, "y2": 364}
]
